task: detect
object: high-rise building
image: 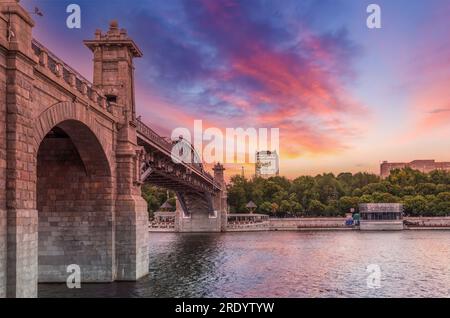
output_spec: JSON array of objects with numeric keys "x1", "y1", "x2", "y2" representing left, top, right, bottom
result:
[
  {"x1": 380, "y1": 160, "x2": 450, "y2": 178},
  {"x1": 255, "y1": 151, "x2": 279, "y2": 178}
]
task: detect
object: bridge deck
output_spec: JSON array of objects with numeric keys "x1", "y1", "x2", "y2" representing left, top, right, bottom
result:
[{"x1": 136, "y1": 116, "x2": 221, "y2": 193}]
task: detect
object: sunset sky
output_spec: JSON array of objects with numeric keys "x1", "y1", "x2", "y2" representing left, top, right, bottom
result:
[{"x1": 22, "y1": 0, "x2": 450, "y2": 178}]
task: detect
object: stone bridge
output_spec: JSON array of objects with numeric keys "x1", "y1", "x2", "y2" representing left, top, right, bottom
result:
[{"x1": 0, "y1": 1, "x2": 227, "y2": 297}]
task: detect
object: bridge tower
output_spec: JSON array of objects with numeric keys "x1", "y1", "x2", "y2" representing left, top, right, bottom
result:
[
  {"x1": 213, "y1": 163, "x2": 228, "y2": 232},
  {"x1": 84, "y1": 20, "x2": 142, "y2": 121},
  {"x1": 84, "y1": 22, "x2": 149, "y2": 281}
]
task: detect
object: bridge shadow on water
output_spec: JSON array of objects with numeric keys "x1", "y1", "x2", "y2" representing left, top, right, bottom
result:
[{"x1": 38, "y1": 233, "x2": 225, "y2": 298}]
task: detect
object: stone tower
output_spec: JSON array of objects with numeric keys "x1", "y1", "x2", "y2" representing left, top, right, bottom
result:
[
  {"x1": 213, "y1": 163, "x2": 228, "y2": 231},
  {"x1": 84, "y1": 23, "x2": 148, "y2": 281},
  {"x1": 84, "y1": 20, "x2": 142, "y2": 121}
]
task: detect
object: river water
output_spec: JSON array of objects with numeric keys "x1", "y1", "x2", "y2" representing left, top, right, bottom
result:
[{"x1": 39, "y1": 231, "x2": 450, "y2": 298}]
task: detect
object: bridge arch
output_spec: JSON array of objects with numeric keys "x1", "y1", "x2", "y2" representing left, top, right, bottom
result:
[
  {"x1": 36, "y1": 117, "x2": 115, "y2": 282},
  {"x1": 172, "y1": 136, "x2": 204, "y2": 171},
  {"x1": 32, "y1": 101, "x2": 113, "y2": 165}
]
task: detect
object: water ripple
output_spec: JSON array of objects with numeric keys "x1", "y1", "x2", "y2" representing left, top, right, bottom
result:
[{"x1": 39, "y1": 231, "x2": 450, "y2": 298}]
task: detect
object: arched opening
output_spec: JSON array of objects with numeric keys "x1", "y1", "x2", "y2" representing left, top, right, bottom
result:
[{"x1": 36, "y1": 120, "x2": 114, "y2": 283}]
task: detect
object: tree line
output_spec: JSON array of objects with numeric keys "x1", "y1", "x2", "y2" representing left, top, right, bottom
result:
[{"x1": 226, "y1": 168, "x2": 450, "y2": 217}]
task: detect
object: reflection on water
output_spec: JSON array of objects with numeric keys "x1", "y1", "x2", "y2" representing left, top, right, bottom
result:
[{"x1": 39, "y1": 231, "x2": 450, "y2": 298}]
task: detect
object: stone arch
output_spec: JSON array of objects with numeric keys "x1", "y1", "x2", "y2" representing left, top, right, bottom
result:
[
  {"x1": 32, "y1": 101, "x2": 113, "y2": 165},
  {"x1": 36, "y1": 117, "x2": 115, "y2": 283}
]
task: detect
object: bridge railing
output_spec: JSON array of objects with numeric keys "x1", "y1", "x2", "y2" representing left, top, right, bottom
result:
[
  {"x1": 136, "y1": 118, "x2": 173, "y2": 153},
  {"x1": 136, "y1": 118, "x2": 220, "y2": 189},
  {"x1": 31, "y1": 39, "x2": 111, "y2": 113}
]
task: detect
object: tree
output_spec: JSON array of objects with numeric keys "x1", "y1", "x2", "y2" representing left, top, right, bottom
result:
[
  {"x1": 280, "y1": 200, "x2": 292, "y2": 215},
  {"x1": 338, "y1": 196, "x2": 359, "y2": 214},
  {"x1": 429, "y1": 170, "x2": 450, "y2": 184},
  {"x1": 308, "y1": 200, "x2": 326, "y2": 216},
  {"x1": 434, "y1": 192, "x2": 450, "y2": 216},
  {"x1": 388, "y1": 167, "x2": 428, "y2": 187},
  {"x1": 337, "y1": 172, "x2": 354, "y2": 195},
  {"x1": 351, "y1": 172, "x2": 379, "y2": 189},
  {"x1": 359, "y1": 194, "x2": 373, "y2": 203},
  {"x1": 291, "y1": 176, "x2": 318, "y2": 204},
  {"x1": 361, "y1": 183, "x2": 388, "y2": 195},
  {"x1": 415, "y1": 183, "x2": 437, "y2": 195},
  {"x1": 371, "y1": 192, "x2": 399, "y2": 203},
  {"x1": 292, "y1": 202, "x2": 305, "y2": 216},
  {"x1": 313, "y1": 173, "x2": 344, "y2": 205},
  {"x1": 352, "y1": 188, "x2": 363, "y2": 197},
  {"x1": 402, "y1": 195, "x2": 427, "y2": 216},
  {"x1": 227, "y1": 175, "x2": 248, "y2": 212},
  {"x1": 141, "y1": 184, "x2": 175, "y2": 217},
  {"x1": 259, "y1": 201, "x2": 272, "y2": 214},
  {"x1": 270, "y1": 202, "x2": 279, "y2": 215},
  {"x1": 401, "y1": 186, "x2": 416, "y2": 196},
  {"x1": 436, "y1": 184, "x2": 449, "y2": 194}
]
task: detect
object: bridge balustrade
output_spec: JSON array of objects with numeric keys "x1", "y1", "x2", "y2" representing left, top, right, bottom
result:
[{"x1": 31, "y1": 39, "x2": 110, "y2": 113}]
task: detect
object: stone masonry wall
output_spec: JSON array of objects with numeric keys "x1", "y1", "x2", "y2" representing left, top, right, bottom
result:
[
  {"x1": 269, "y1": 218, "x2": 347, "y2": 230},
  {"x1": 37, "y1": 135, "x2": 114, "y2": 282},
  {"x1": 0, "y1": 27, "x2": 7, "y2": 298},
  {"x1": 3, "y1": 1, "x2": 39, "y2": 297}
]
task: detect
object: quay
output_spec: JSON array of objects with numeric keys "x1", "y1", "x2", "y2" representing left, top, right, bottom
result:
[{"x1": 149, "y1": 215, "x2": 450, "y2": 232}]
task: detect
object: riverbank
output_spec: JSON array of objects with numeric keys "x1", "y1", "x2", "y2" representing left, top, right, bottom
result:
[
  {"x1": 149, "y1": 216, "x2": 450, "y2": 232},
  {"x1": 266, "y1": 216, "x2": 450, "y2": 231}
]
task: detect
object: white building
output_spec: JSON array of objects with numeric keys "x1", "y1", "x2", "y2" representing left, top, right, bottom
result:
[{"x1": 255, "y1": 151, "x2": 279, "y2": 178}]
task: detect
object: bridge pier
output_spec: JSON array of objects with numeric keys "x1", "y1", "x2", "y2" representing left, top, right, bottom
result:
[
  {"x1": 175, "y1": 163, "x2": 227, "y2": 233},
  {"x1": 115, "y1": 144, "x2": 149, "y2": 281},
  {"x1": 1, "y1": 1, "x2": 38, "y2": 298},
  {"x1": 0, "y1": 209, "x2": 5, "y2": 298},
  {"x1": 175, "y1": 192, "x2": 222, "y2": 232},
  {"x1": 115, "y1": 195, "x2": 149, "y2": 280}
]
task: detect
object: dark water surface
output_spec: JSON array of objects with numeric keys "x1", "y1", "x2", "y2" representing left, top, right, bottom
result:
[{"x1": 39, "y1": 231, "x2": 450, "y2": 298}]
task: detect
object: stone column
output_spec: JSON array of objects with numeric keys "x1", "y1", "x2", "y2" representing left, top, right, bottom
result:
[
  {"x1": 212, "y1": 163, "x2": 227, "y2": 232},
  {"x1": 0, "y1": 5, "x2": 8, "y2": 298},
  {"x1": 0, "y1": 1, "x2": 38, "y2": 298},
  {"x1": 114, "y1": 124, "x2": 149, "y2": 281},
  {"x1": 174, "y1": 195, "x2": 182, "y2": 232}
]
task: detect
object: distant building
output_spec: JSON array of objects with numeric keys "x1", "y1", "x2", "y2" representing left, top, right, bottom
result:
[
  {"x1": 380, "y1": 160, "x2": 450, "y2": 179},
  {"x1": 255, "y1": 151, "x2": 279, "y2": 178}
]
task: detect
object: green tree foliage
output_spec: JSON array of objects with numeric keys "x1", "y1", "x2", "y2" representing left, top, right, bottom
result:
[
  {"x1": 227, "y1": 168, "x2": 450, "y2": 217},
  {"x1": 141, "y1": 184, "x2": 175, "y2": 218}
]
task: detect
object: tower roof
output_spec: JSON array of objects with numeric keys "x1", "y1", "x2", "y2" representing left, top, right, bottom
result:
[
  {"x1": 83, "y1": 20, "x2": 143, "y2": 58},
  {"x1": 159, "y1": 200, "x2": 173, "y2": 210}
]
